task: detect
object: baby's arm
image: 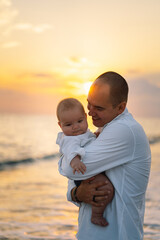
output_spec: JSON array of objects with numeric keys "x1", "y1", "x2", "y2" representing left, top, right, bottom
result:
[
  {"x1": 70, "y1": 129, "x2": 101, "y2": 175},
  {"x1": 58, "y1": 131, "x2": 95, "y2": 177},
  {"x1": 70, "y1": 155, "x2": 86, "y2": 174}
]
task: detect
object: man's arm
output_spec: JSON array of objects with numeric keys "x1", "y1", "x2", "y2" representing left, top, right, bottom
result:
[
  {"x1": 67, "y1": 176, "x2": 114, "y2": 207},
  {"x1": 60, "y1": 124, "x2": 134, "y2": 180}
]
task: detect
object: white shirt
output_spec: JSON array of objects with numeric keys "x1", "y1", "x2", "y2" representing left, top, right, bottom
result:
[
  {"x1": 56, "y1": 130, "x2": 96, "y2": 171},
  {"x1": 59, "y1": 108, "x2": 151, "y2": 240}
]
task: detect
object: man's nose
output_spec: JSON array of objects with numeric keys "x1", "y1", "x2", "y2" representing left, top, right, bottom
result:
[{"x1": 88, "y1": 107, "x2": 96, "y2": 116}]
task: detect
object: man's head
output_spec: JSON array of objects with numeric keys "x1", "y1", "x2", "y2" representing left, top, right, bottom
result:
[
  {"x1": 87, "y1": 71, "x2": 128, "y2": 127},
  {"x1": 56, "y1": 98, "x2": 88, "y2": 136}
]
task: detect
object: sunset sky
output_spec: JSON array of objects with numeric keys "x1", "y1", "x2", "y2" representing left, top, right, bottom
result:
[{"x1": 0, "y1": 0, "x2": 160, "y2": 117}]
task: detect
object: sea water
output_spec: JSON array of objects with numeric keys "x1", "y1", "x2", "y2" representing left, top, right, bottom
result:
[{"x1": 0, "y1": 113, "x2": 159, "y2": 239}]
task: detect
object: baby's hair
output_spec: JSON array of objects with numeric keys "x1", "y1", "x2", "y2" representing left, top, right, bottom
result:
[{"x1": 56, "y1": 98, "x2": 85, "y2": 121}]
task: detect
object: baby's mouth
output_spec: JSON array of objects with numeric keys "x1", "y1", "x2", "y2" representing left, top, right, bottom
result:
[{"x1": 73, "y1": 129, "x2": 83, "y2": 135}]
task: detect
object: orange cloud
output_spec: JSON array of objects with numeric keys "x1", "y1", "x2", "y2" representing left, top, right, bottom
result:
[
  {"x1": 2, "y1": 41, "x2": 20, "y2": 48},
  {"x1": 13, "y1": 23, "x2": 53, "y2": 33}
]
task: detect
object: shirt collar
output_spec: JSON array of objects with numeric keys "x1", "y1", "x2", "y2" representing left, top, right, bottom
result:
[{"x1": 103, "y1": 108, "x2": 128, "y2": 129}]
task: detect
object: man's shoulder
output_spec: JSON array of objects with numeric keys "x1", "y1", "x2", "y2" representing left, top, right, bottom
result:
[
  {"x1": 103, "y1": 117, "x2": 135, "y2": 134},
  {"x1": 101, "y1": 117, "x2": 139, "y2": 145},
  {"x1": 109, "y1": 111, "x2": 142, "y2": 133},
  {"x1": 103, "y1": 115, "x2": 148, "y2": 147}
]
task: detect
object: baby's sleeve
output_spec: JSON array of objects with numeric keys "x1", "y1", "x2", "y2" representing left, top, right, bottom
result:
[{"x1": 62, "y1": 136, "x2": 85, "y2": 165}]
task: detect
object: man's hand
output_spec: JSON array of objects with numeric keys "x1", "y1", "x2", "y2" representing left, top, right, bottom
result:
[
  {"x1": 75, "y1": 174, "x2": 114, "y2": 207},
  {"x1": 70, "y1": 155, "x2": 86, "y2": 174}
]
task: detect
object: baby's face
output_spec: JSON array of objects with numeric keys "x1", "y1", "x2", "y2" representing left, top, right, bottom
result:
[{"x1": 58, "y1": 108, "x2": 88, "y2": 136}]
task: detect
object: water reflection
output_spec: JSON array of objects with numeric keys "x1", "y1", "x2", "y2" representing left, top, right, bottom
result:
[
  {"x1": 0, "y1": 159, "x2": 78, "y2": 239},
  {"x1": 0, "y1": 144, "x2": 160, "y2": 239}
]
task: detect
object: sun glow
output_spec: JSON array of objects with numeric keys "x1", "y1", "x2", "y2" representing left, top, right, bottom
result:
[{"x1": 83, "y1": 82, "x2": 92, "y2": 95}]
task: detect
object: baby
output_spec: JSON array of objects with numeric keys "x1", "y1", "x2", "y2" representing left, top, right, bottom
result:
[{"x1": 56, "y1": 97, "x2": 113, "y2": 227}]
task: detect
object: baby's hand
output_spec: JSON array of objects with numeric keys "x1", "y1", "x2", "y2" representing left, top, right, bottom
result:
[
  {"x1": 94, "y1": 127, "x2": 103, "y2": 138},
  {"x1": 70, "y1": 156, "x2": 86, "y2": 174}
]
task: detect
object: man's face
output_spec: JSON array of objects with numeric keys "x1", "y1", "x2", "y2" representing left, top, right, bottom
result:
[{"x1": 87, "y1": 83, "x2": 122, "y2": 127}]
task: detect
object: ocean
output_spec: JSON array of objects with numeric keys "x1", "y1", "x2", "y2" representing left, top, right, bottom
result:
[{"x1": 0, "y1": 113, "x2": 160, "y2": 240}]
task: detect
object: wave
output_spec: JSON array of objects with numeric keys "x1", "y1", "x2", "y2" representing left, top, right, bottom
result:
[
  {"x1": 148, "y1": 135, "x2": 160, "y2": 144},
  {"x1": 0, "y1": 135, "x2": 159, "y2": 171},
  {"x1": 0, "y1": 153, "x2": 60, "y2": 171}
]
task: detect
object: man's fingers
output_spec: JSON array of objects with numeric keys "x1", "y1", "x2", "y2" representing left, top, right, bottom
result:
[
  {"x1": 83, "y1": 176, "x2": 95, "y2": 183},
  {"x1": 94, "y1": 195, "x2": 109, "y2": 202},
  {"x1": 92, "y1": 181, "x2": 110, "y2": 189},
  {"x1": 92, "y1": 189, "x2": 111, "y2": 196},
  {"x1": 90, "y1": 201, "x2": 105, "y2": 207}
]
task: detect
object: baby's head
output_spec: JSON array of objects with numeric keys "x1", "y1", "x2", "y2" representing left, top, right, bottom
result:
[{"x1": 56, "y1": 98, "x2": 88, "y2": 136}]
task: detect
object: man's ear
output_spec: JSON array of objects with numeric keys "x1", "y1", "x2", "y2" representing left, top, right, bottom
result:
[{"x1": 118, "y1": 102, "x2": 126, "y2": 114}]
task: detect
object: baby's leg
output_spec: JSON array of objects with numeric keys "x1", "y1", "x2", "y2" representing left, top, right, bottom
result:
[{"x1": 90, "y1": 173, "x2": 114, "y2": 227}]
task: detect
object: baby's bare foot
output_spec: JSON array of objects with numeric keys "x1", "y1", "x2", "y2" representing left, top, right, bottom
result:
[{"x1": 91, "y1": 216, "x2": 108, "y2": 227}]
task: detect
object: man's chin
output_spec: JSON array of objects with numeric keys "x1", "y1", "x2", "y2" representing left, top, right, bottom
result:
[{"x1": 92, "y1": 118, "x2": 102, "y2": 127}]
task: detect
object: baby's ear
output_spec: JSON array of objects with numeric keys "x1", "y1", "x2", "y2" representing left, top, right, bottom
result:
[{"x1": 58, "y1": 121, "x2": 61, "y2": 128}]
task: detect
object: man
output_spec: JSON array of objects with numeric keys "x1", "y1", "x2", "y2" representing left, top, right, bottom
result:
[{"x1": 59, "y1": 71, "x2": 151, "y2": 239}]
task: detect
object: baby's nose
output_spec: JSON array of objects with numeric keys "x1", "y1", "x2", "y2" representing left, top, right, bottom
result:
[{"x1": 72, "y1": 123, "x2": 79, "y2": 129}]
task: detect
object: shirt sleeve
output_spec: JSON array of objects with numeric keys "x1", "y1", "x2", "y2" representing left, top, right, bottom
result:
[
  {"x1": 61, "y1": 136, "x2": 86, "y2": 165},
  {"x1": 67, "y1": 179, "x2": 80, "y2": 207},
  {"x1": 59, "y1": 123, "x2": 135, "y2": 180}
]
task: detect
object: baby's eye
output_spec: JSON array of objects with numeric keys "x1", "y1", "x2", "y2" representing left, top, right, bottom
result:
[
  {"x1": 65, "y1": 124, "x2": 71, "y2": 127},
  {"x1": 78, "y1": 120, "x2": 83, "y2": 123}
]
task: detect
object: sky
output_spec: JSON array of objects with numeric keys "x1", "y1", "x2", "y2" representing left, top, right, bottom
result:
[{"x1": 0, "y1": 0, "x2": 160, "y2": 117}]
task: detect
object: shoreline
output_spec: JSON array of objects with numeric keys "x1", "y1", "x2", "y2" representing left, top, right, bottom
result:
[{"x1": 0, "y1": 142, "x2": 160, "y2": 239}]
